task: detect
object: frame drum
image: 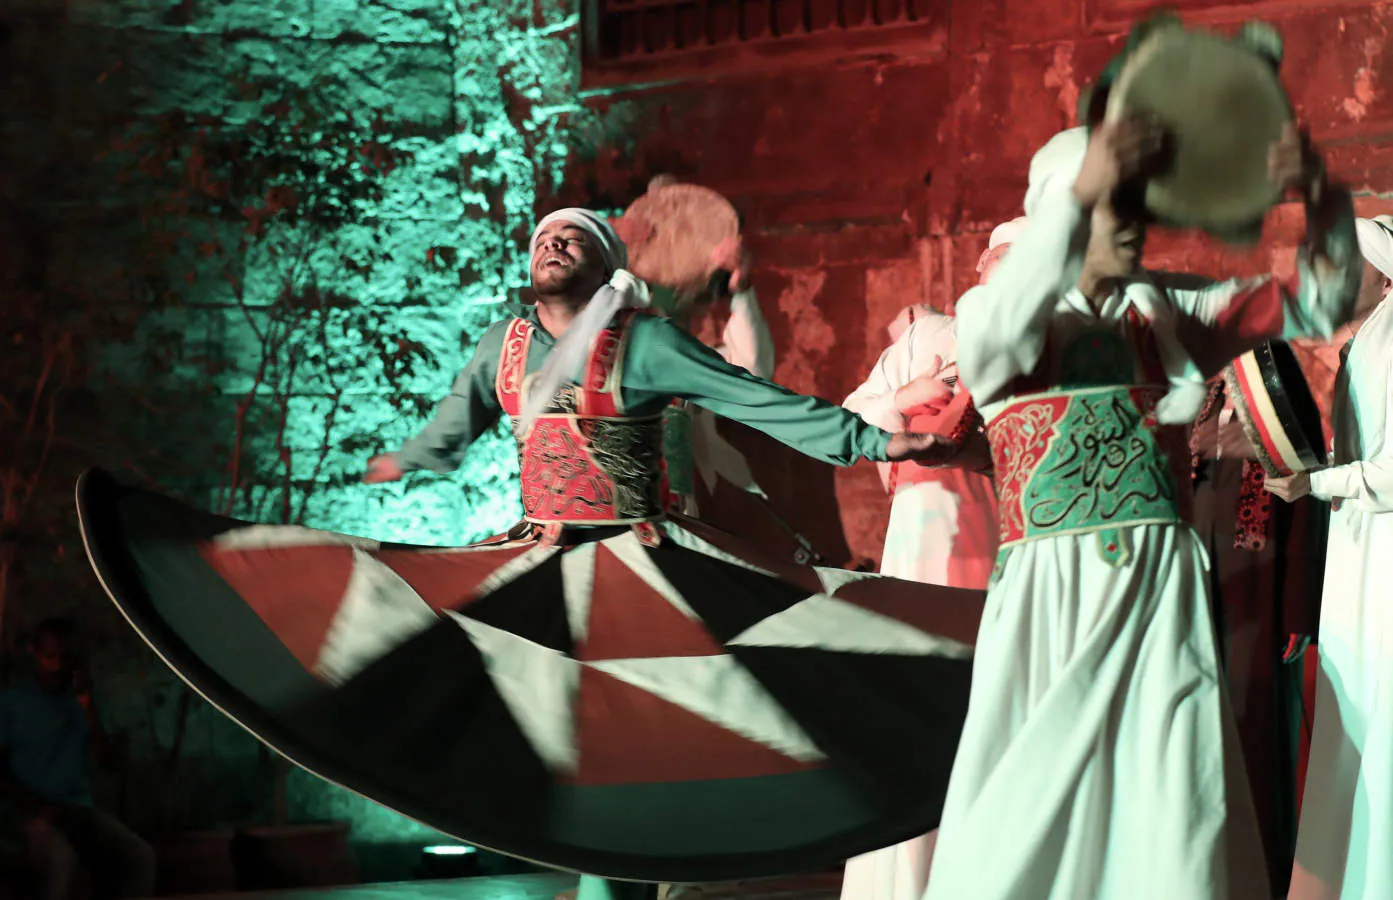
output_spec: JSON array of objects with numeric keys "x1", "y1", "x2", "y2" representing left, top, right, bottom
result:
[
  {"x1": 1102, "y1": 19, "x2": 1292, "y2": 242},
  {"x1": 1224, "y1": 340, "x2": 1326, "y2": 477},
  {"x1": 615, "y1": 180, "x2": 740, "y2": 310}
]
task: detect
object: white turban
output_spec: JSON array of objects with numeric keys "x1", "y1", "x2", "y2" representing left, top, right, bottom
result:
[
  {"x1": 519, "y1": 209, "x2": 650, "y2": 433},
  {"x1": 977, "y1": 216, "x2": 1029, "y2": 272},
  {"x1": 1024, "y1": 127, "x2": 1089, "y2": 219},
  {"x1": 530, "y1": 208, "x2": 628, "y2": 274},
  {"x1": 1355, "y1": 215, "x2": 1393, "y2": 280}
]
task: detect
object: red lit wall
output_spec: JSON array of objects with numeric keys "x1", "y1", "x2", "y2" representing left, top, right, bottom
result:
[{"x1": 551, "y1": 0, "x2": 1393, "y2": 566}]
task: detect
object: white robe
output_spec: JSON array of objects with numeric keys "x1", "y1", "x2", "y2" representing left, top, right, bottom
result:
[
  {"x1": 1289, "y1": 294, "x2": 1393, "y2": 900},
  {"x1": 922, "y1": 175, "x2": 1357, "y2": 900},
  {"x1": 838, "y1": 311, "x2": 999, "y2": 900},
  {"x1": 843, "y1": 310, "x2": 999, "y2": 589}
]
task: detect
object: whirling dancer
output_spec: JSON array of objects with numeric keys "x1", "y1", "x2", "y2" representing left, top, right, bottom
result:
[
  {"x1": 77, "y1": 209, "x2": 987, "y2": 900},
  {"x1": 922, "y1": 114, "x2": 1359, "y2": 900},
  {"x1": 835, "y1": 221, "x2": 1015, "y2": 900},
  {"x1": 1270, "y1": 215, "x2": 1393, "y2": 900}
]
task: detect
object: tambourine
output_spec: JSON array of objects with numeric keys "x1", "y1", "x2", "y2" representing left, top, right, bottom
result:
[
  {"x1": 1086, "y1": 15, "x2": 1292, "y2": 243},
  {"x1": 1224, "y1": 340, "x2": 1326, "y2": 477},
  {"x1": 614, "y1": 178, "x2": 741, "y2": 313}
]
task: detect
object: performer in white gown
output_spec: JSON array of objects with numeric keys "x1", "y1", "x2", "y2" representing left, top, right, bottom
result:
[
  {"x1": 835, "y1": 221, "x2": 1016, "y2": 900},
  {"x1": 1270, "y1": 215, "x2": 1393, "y2": 900},
  {"x1": 844, "y1": 219, "x2": 1016, "y2": 590},
  {"x1": 923, "y1": 118, "x2": 1361, "y2": 900}
]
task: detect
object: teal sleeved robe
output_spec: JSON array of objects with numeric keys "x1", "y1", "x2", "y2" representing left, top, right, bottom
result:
[{"x1": 398, "y1": 306, "x2": 893, "y2": 475}]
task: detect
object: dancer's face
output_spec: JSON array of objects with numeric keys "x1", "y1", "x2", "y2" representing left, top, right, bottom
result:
[
  {"x1": 530, "y1": 222, "x2": 607, "y2": 297},
  {"x1": 978, "y1": 245, "x2": 1010, "y2": 284},
  {"x1": 1084, "y1": 195, "x2": 1147, "y2": 280},
  {"x1": 1355, "y1": 259, "x2": 1391, "y2": 317}
]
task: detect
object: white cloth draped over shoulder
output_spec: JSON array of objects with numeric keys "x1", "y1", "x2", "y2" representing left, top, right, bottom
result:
[
  {"x1": 1289, "y1": 219, "x2": 1393, "y2": 900},
  {"x1": 923, "y1": 127, "x2": 1360, "y2": 900}
]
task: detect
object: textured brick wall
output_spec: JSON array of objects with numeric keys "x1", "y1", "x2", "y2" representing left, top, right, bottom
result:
[
  {"x1": 554, "y1": 0, "x2": 1393, "y2": 565},
  {"x1": 5, "y1": 0, "x2": 1393, "y2": 874},
  {"x1": 1, "y1": 0, "x2": 581, "y2": 866}
]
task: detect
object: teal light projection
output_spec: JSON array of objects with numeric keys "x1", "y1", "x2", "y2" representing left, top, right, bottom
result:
[
  {"x1": 86, "y1": 0, "x2": 586, "y2": 870},
  {"x1": 270, "y1": 0, "x2": 587, "y2": 857}
]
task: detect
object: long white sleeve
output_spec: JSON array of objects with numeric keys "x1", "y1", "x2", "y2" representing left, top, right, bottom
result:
[
  {"x1": 1310, "y1": 460, "x2": 1393, "y2": 513},
  {"x1": 1159, "y1": 187, "x2": 1359, "y2": 379},
  {"x1": 1309, "y1": 325, "x2": 1393, "y2": 513},
  {"x1": 715, "y1": 289, "x2": 776, "y2": 380},
  {"x1": 844, "y1": 315, "x2": 957, "y2": 493},
  {"x1": 954, "y1": 183, "x2": 1089, "y2": 408},
  {"x1": 843, "y1": 341, "x2": 906, "y2": 434}
]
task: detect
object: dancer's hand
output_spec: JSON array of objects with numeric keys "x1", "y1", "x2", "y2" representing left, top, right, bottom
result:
[
  {"x1": 364, "y1": 454, "x2": 405, "y2": 484},
  {"x1": 1073, "y1": 115, "x2": 1169, "y2": 208},
  {"x1": 1269, "y1": 123, "x2": 1325, "y2": 201},
  {"x1": 886, "y1": 432, "x2": 959, "y2": 465},
  {"x1": 894, "y1": 357, "x2": 953, "y2": 414},
  {"x1": 710, "y1": 236, "x2": 754, "y2": 293},
  {"x1": 1264, "y1": 471, "x2": 1311, "y2": 502},
  {"x1": 948, "y1": 431, "x2": 994, "y2": 473}
]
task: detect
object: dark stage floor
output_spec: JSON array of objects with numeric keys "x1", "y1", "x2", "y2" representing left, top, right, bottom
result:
[{"x1": 170, "y1": 873, "x2": 842, "y2": 900}]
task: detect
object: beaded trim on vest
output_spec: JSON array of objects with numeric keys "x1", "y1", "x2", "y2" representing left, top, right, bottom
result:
[
  {"x1": 495, "y1": 311, "x2": 666, "y2": 527},
  {"x1": 662, "y1": 400, "x2": 695, "y2": 509}
]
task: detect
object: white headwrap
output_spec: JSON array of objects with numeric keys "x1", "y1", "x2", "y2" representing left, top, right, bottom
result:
[
  {"x1": 519, "y1": 209, "x2": 650, "y2": 433},
  {"x1": 1356, "y1": 215, "x2": 1393, "y2": 280},
  {"x1": 989, "y1": 216, "x2": 1028, "y2": 250},
  {"x1": 977, "y1": 216, "x2": 1028, "y2": 272},
  {"x1": 530, "y1": 208, "x2": 628, "y2": 274},
  {"x1": 1024, "y1": 127, "x2": 1089, "y2": 219}
]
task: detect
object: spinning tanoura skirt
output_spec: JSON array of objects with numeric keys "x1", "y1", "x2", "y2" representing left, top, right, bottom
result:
[{"x1": 76, "y1": 469, "x2": 983, "y2": 882}]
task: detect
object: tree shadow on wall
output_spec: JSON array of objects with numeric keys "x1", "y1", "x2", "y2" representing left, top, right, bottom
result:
[{"x1": 0, "y1": 6, "x2": 464, "y2": 841}]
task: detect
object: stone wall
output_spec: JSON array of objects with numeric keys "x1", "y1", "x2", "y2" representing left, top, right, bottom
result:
[
  {"x1": 1, "y1": 0, "x2": 583, "y2": 873},
  {"x1": 5, "y1": 0, "x2": 1393, "y2": 882},
  {"x1": 555, "y1": 0, "x2": 1393, "y2": 564}
]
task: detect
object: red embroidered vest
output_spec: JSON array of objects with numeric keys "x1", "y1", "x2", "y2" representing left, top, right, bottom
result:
[{"x1": 495, "y1": 311, "x2": 667, "y2": 526}]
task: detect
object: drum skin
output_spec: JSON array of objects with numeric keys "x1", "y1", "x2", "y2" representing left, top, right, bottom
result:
[
  {"x1": 616, "y1": 182, "x2": 740, "y2": 305},
  {"x1": 1224, "y1": 340, "x2": 1326, "y2": 478},
  {"x1": 1094, "y1": 17, "x2": 1292, "y2": 243}
]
